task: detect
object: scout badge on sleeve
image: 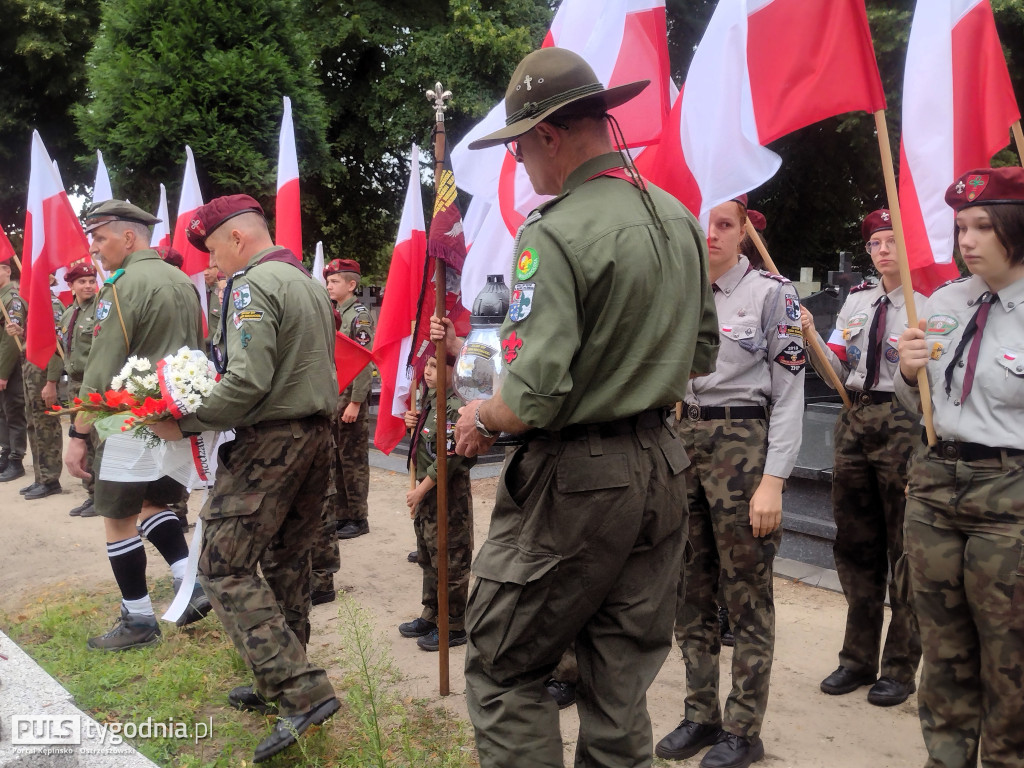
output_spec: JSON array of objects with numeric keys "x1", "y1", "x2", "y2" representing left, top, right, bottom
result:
[
  {"x1": 515, "y1": 248, "x2": 539, "y2": 281},
  {"x1": 774, "y1": 341, "x2": 805, "y2": 375},
  {"x1": 95, "y1": 299, "x2": 112, "y2": 320},
  {"x1": 508, "y1": 282, "x2": 535, "y2": 322},
  {"x1": 232, "y1": 284, "x2": 251, "y2": 310}
]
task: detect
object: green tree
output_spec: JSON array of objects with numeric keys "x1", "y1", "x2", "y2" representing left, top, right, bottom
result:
[
  {"x1": 0, "y1": 0, "x2": 100, "y2": 237},
  {"x1": 76, "y1": 0, "x2": 332, "y2": 248}
]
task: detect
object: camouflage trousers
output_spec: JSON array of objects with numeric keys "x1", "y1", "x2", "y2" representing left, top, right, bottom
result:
[
  {"x1": 328, "y1": 392, "x2": 369, "y2": 523},
  {"x1": 0, "y1": 358, "x2": 27, "y2": 461},
  {"x1": 67, "y1": 381, "x2": 95, "y2": 496},
  {"x1": 673, "y1": 416, "x2": 779, "y2": 740},
  {"x1": 831, "y1": 399, "x2": 920, "y2": 683},
  {"x1": 465, "y1": 416, "x2": 688, "y2": 768},
  {"x1": 904, "y1": 447, "x2": 1024, "y2": 768},
  {"x1": 198, "y1": 416, "x2": 336, "y2": 717},
  {"x1": 310, "y1": 437, "x2": 340, "y2": 595},
  {"x1": 23, "y1": 361, "x2": 62, "y2": 484},
  {"x1": 414, "y1": 470, "x2": 473, "y2": 631}
]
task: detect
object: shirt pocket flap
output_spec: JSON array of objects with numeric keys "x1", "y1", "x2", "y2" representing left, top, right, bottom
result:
[
  {"x1": 472, "y1": 540, "x2": 561, "y2": 585},
  {"x1": 556, "y1": 454, "x2": 630, "y2": 493},
  {"x1": 719, "y1": 320, "x2": 758, "y2": 342},
  {"x1": 996, "y1": 348, "x2": 1024, "y2": 377},
  {"x1": 205, "y1": 491, "x2": 266, "y2": 520}
]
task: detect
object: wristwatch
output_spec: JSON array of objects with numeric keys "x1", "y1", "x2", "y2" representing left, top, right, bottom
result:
[
  {"x1": 474, "y1": 404, "x2": 496, "y2": 439},
  {"x1": 68, "y1": 425, "x2": 91, "y2": 440}
]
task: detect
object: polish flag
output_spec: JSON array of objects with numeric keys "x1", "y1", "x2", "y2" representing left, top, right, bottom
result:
[
  {"x1": 94, "y1": 150, "x2": 113, "y2": 203},
  {"x1": 21, "y1": 131, "x2": 91, "y2": 368},
  {"x1": 50, "y1": 159, "x2": 76, "y2": 306},
  {"x1": 373, "y1": 145, "x2": 428, "y2": 455},
  {"x1": 170, "y1": 147, "x2": 210, "y2": 327},
  {"x1": 335, "y1": 331, "x2": 375, "y2": 394},
  {"x1": 452, "y1": 0, "x2": 671, "y2": 305},
  {"x1": 0, "y1": 222, "x2": 15, "y2": 263},
  {"x1": 150, "y1": 183, "x2": 172, "y2": 250},
  {"x1": 276, "y1": 96, "x2": 302, "y2": 258},
  {"x1": 637, "y1": 0, "x2": 886, "y2": 222},
  {"x1": 898, "y1": 0, "x2": 1019, "y2": 295},
  {"x1": 312, "y1": 241, "x2": 326, "y2": 287}
]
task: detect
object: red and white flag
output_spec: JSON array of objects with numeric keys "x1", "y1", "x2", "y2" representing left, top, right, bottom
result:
[
  {"x1": 373, "y1": 145, "x2": 428, "y2": 455},
  {"x1": 637, "y1": 0, "x2": 886, "y2": 221},
  {"x1": 312, "y1": 240, "x2": 326, "y2": 287},
  {"x1": 21, "y1": 131, "x2": 91, "y2": 367},
  {"x1": 275, "y1": 96, "x2": 302, "y2": 258},
  {"x1": 898, "y1": 0, "x2": 1019, "y2": 294},
  {"x1": 452, "y1": 0, "x2": 672, "y2": 304},
  {"x1": 0, "y1": 221, "x2": 15, "y2": 264},
  {"x1": 171, "y1": 146, "x2": 208, "y2": 278},
  {"x1": 94, "y1": 150, "x2": 113, "y2": 203},
  {"x1": 150, "y1": 183, "x2": 172, "y2": 250}
]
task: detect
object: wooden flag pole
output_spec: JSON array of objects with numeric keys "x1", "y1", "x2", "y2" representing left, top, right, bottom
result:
[
  {"x1": 1013, "y1": 120, "x2": 1024, "y2": 162},
  {"x1": 743, "y1": 219, "x2": 852, "y2": 409},
  {"x1": 427, "y1": 81, "x2": 452, "y2": 697},
  {"x1": 873, "y1": 110, "x2": 937, "y2": 446}
]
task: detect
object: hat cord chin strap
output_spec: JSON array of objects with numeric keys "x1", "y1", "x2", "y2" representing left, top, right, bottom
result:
[
  {"x1": 506, "y1": 83, "x2": 605, "y2": 124},
  {"x1": 605, "y1": 113, "x2": 668, "y2": 239}
]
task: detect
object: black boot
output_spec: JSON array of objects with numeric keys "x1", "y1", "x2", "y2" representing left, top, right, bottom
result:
[{"x1": 0, "y1": 459, "x2": 25, "y2": 482}]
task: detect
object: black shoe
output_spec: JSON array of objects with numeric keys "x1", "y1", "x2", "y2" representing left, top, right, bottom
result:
[
  {"x1": 311, "y1": 589, "x2": 336, "y2": 606},
  {"x1": 253, "y1": 697, "x2": 340, "y2": 763},
  {"x1": 398, "y1": 617, "x2": 436, "y2": 638},
  {"x1": 79, "y1": 498, "x2": 97, "y2": 518},
  {"x1": 656, "y1": 719, "x2": 723, "y2": 761},
  {"x1": 407, "y1": 550, "x2": 419, "y2": 563},
  {"x1": 867, "y1": 677, "x2": 915, "y2": 706},
  {"x1": 25, "y1": 481, "x2": 62, "y2": 500},
  {"x1": 337, "y1": 519, "x2": 369, "y2": 539},
  {"x1": 87, "y1": 606, "x2": 161, "y2": 651},
  {"x1": 69, "y1": 498, "x2": 92, "y2": 516},
  {"x1": 417, "y1": 628, "x2": 467, "y2": 652},
  {"x1": 0, "y1": 460, "x2": 26, "y2": 482},
  {"x1": 19, "y1": 481, "x2": 40, "y2": 495},
  {"x1": 700, "y1": 732, "x2": 764, "y2": 768},
  {"x1": 171, "y1": 578, "x2": 213, "y2": 627},
  {"x1": 0, "y1": 453, "x2": 8, "y2": 474},
  {"x1": 820, "y1": 666, "x2": 877, "y2": 695},
  {"x1": 228, "y1": 685, "x2": 278, "y2": 715},
  {"x1": 545, "y1": 679, "x2": 576, "y2": 709},
  {"x1": 719, "y1": 606, "x2": 734, "y2": 647}
]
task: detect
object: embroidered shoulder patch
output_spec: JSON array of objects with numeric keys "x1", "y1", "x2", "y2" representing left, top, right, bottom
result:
[
  {"x1": 232, "y1": 284, "x2": 251, "y2": 310},
  {"x1": 502, "y1": 331, "x2": 523, "y2": 363},
  {"x1": 777, "y1": 323, "x2": 802, "y2": 339},
  {"x1": 847, "y1": 312, "x2": 869, "y2": 329},
  {"x1": 95, "y1": 299, "x2": 112, "y2": 320},
  {"x1": 926, "y1": 314, "x2": 959, "y2": 335},
  {"x1": 784, "y1": 295, "x2": 800, "y2": 321},
  {"x1": 515, "y1": 248, "x2": 539, "y2": 281},
  {"x1": 774, "y1": 341, "x2": 805, "y2": 375},
  {"x1": 508, "y1": 282, "x2": 535, "y2": 322}
]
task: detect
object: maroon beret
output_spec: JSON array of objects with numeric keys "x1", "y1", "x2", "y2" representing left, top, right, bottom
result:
[
  {"x1": 747, "y1": 209, "x2": 766, "y2": 232},
  {"x1": 64, "y1": 261, "x2": 97, "y2": 283},
  {"x1": 945, "y1": 167, "x2": 1024, "y2": 211},
  {"x1": 186, "y1": 194, "x2": 265, "y2": 252},
  {"x1": 861, "y1": 209, "x2": 892, "y2": 241},
  {"x1": 155, "y1": 245, "x2": 184, "y2": 268},
  {"x1": 730, "y1": 194, "x2": 749, "y2": 208},
  {"x1": 324, "y1": 258, "x2": 361, "y2": 279}
]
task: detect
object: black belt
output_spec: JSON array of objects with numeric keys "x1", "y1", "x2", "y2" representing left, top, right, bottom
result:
[
  {"x1": 536, "y1": 408, "x2": 667, "y2": 442},
  {"x1": 922, "y1": 433, "x2": 1024, "y2": 462},
  {"x1": 251, "y1": 414, "x2": 329, "y2": 430},
  {"x1": 684, "y1": 404, "x2": 768, "y2": 422},
  {"x1": 847, "y1": 390, "x2": 894, "y2": 406}
]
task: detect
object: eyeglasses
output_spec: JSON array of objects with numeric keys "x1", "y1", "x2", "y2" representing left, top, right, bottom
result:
[
  {"x1": 866, "y1": 237, "x2": 897, "y2": 253},
  {"x1": 503, "y1": 120, "x2": 571, "y2": 160}
]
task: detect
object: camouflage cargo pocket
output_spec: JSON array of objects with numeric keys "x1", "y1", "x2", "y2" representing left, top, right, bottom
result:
[{"x1": 203, "y1": 491, "x2": 266, "y2": 520}]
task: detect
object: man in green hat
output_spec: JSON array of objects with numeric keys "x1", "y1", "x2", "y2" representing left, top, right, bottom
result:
[
  {"x1": 64, "y1": 199, "x2": 211, "y2": 651},
  {"x1": 452, "y1": 46, "x2": 719, "y2": 767}
]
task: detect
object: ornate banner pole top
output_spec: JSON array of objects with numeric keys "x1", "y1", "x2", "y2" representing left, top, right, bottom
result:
[{"x1": 426, "y1": 82, "x2": 452, "y2": 122}]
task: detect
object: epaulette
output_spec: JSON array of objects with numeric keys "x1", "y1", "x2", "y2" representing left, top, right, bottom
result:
[
  {"x1": 104, "y1": 268, "x2": 126, "y2": 285},
  {"x1": 849, "y1": 280, "x2": 876, "y2": 294},
  {"x1": 353, "y1": 301, "x2": 369, "y2": 313},
  {"x1": 934, "y1": 276, "x2": 970, "y2": 292},
  {"x1": 757, "y1": 269, "x2": 791, "y2": 284}
]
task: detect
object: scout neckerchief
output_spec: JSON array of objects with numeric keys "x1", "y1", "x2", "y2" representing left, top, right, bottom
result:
[
  {"x1": 215, "y1": 247, "x2": 308, "y2": 375},
  {"x1": 944, "y1": 291, "x2": 998, "y2": 404}
]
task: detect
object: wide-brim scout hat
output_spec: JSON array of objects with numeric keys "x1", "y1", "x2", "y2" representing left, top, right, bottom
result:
[
  {"x1": 945, "y1": 167, "x2": 1024, "y2": 211},
  {"x1": 468, "y1": 47, "x2": 649, "y2": 150},
  {"x1": 187, "y1": 194, "x2": 265, "y2": 252},
  {"x1": 84, "y1": 200, "x2": 160, "y2": 234}
]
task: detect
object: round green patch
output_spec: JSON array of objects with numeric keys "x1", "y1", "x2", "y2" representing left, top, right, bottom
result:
[{"x1": 516, "y1": 248, "x2": 539, "y2": 281}]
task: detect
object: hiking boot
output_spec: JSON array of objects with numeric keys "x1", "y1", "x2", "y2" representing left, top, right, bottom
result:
[
  {"x1": 171, "y1": 578, "x2": 213, "y2": 627},
  {"x1": 228, "y1": 685, "x2": 278, "y2": 715},
  {"x1": 0, "y1": 459, "x2": 26, "y2": 482},
  {"x1": 20, "y1": 481, "x2": 40, "y2": 495},
  {"x1": 398, "y1": 617, "x2": 436, "y2": 638},
  {"x1": 87, "y1": 606, "x2": 161, "y2": 651},
  {"x1": 25, "y1": 481, "x2": 62, "y2": 500},
  {"x1": 337, "y1": 519, "x2": 369, "y2": 539},
  {"x1": 417, "y1": 628, "x2": 467, "y2": 652}
]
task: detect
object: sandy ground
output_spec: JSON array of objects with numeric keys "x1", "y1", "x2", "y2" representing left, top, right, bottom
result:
[{"x1": 0, "y1": 452, "x2": 929, "y2": 768}]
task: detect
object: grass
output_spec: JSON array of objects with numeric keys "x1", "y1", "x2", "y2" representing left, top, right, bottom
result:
[{"x1": 1, "y1": 583, "x2": 477, "y2": 767}]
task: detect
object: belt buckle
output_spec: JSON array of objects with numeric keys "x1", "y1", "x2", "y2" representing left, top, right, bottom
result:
[
  {"x1": 687, "y1": 404, "x2": 701, "y2": 422},
  {"x1": 939, "y1": 441, "x2": 960, "y2": 461},
  {"x1": 859, "y1": 392, "x2": 873, "y2": 406}
]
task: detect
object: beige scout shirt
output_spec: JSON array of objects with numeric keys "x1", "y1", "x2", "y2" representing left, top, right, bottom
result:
[
  {"x1": 686, "y1": 255, "x2": 806, "y2": 478},
  {"x1": 813, "y1": 281, "x2": 927, "y2": 393},
  {"x1": 895, "y1": 273, "x2": 1024, "y2": 450}
]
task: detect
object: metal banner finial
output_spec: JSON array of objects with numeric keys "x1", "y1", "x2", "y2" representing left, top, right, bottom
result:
[{"x1": 426, "y1": 81, "x2": 452, "y2": 122}]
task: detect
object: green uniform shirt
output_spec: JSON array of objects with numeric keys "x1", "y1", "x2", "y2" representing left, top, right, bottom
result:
[
  {"x1": 59, "y1": 294, "x2": 98, "y2": 382},
  {"x1": 415, "y1": 388, "x2": 475, "y2": 482},
  {"x1": 81, "y1": 249, "x2": 204, "y2": 395},
  {"x1": 498, "y1": 152, "x2": 719, "y2": 430},
  {"x1": 180, "y1": 247, "x2": 337, "y2": 432},
  {"x1": 205, "y1": 284, "x2": 221, "y2": 346},
  {"x1": 43, "y1": 294, "x2": 65, "y2": 382},
  {"x1": 337, "y1": 295, "x2": 375, "y2": 403},
  {"x1": 0, "y1": 282, "x2": 25, "y2": 380}
]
